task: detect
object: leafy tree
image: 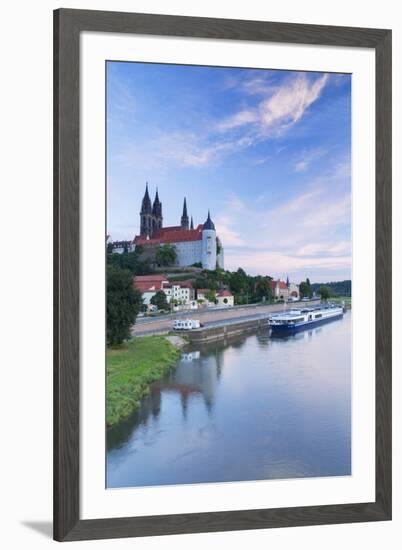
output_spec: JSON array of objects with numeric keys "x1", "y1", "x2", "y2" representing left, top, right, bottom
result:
[
  {"x1": 107, "y1": 248, "x2": 153, "y2": 276},
  {"x1": 155, "y1": 244, "x2": 177, "y2": 267},
  {"x1": 107, "y1": 265, "x2": 142, "y2": 345},
  {"x1": 310, "y1": 280, "x2": 351, "y2": 297},
  {"x1": 150, "y1": 290, "x2": 169, "y2": 311},
  {"x1": 205, "y1": 289, "x2": 217, "y2": 304},
  {"x1": 255, "y1": 278, "x2": 273, "y2": 302},
  {"x1": 299, "y1": 280, "x2": 312, "y2": 299},
  {"x1": 318, "y1": 285, "x2": 332, "y2": 300},
  {"x1": 229, "y1": 268, "x2": 249, "y2": 294}
]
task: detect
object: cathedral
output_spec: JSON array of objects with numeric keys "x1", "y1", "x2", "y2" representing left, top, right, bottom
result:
[{"x1": 133, "y1": 183, "x2": 224, "y2": 270}]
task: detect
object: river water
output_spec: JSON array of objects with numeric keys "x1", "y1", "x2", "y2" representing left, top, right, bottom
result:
[{"x1": 107, "y1": 312, "x2": 351, "y2": 488}]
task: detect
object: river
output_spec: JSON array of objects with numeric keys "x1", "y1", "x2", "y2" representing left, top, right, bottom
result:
[{"x1": 107, "y1": 311, "x2": 351, "y2": 488}]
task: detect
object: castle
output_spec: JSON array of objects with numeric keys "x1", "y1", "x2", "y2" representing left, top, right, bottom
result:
[{"x1": 131, "y1": 183, "x2": 224, "y2": 270}]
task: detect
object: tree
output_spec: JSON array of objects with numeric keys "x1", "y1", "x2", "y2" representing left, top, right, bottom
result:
[
  {"x1": 107, "y1": 248, "x2": 154, "y2": 276},
  {"x1": 205, "y1": 289, "x2": 217, "y2": 304},
  {"x1": 318, "y1": 285, "x2": 332, "y2": 300},
  {"x1": 299, "y1": 280, "x2": 312, "y2": 299},
  {"x1": 155, "y1": 244, "x2": 177, "y2": 267},
  {"x1": 150, "y1": 290, "x2": 169, "y2": 311},
  {"x1": 255, "y1": 278, "x2": 273, "y2": 302},
  {"x1": 107, "y1": 265, "x2": 142, "y2": 345}
]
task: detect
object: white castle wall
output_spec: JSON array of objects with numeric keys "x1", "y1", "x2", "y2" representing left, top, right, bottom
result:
[
  {"x1": 201, "y1": 229, "x2": 217, "y2": 270},
  {"x1": 173, "y1": 239, "x2": 203, "y2": 267}
]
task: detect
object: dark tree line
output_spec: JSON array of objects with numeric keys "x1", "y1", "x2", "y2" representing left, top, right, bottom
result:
[{"x1": 310, "y1": 280, "x2": 351, "y2": 297}]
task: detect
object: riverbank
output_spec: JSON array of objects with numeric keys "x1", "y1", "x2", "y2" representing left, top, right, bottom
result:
[{"x1": 107, "y1": 335, "x2": 182, "y2": 427}]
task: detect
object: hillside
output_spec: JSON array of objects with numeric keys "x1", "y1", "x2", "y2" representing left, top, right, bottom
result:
[{"x1": 311, "y1": 280, "x2": 351, "y2": 297}]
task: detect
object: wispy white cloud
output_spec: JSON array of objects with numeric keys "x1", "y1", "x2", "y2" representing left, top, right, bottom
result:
[
  {"x1": 217, "y1": 73, "x2": 329, "y2": 138},
  {"x1": 293, "y1": 147, "x2": 327, "y2": 173},
  {"x1": 113, "y1": 73, "x2": 330, "y2": 170}
]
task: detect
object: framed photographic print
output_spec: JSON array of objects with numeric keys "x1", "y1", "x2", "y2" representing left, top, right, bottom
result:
[{"x1": 54, "y1": 9, "x2": 392, "y2": 541}]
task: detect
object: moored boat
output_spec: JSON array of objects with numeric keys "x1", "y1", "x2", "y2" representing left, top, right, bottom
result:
[{"x1": 268, "y1": 304, "x2": 344, "y2": 334}]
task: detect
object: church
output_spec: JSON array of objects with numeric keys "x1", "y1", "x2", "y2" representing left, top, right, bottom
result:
[{"x1": 132, "y1": 183, "x2": 224, "y2": 270}]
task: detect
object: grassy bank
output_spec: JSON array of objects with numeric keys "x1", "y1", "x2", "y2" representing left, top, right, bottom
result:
[{"x1": 107, "y1": 336, "x2": 181, "y2": 427}]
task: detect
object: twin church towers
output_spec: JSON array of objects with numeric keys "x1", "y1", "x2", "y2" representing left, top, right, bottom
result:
[
  {"x1": 135, "y1": 183, "x2": 223, "y2": 270},
  {"x1": 140, "y1": 182, "x2": 196, "y2": 239}
]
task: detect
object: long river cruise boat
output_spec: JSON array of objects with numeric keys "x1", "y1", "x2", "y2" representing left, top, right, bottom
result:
[{"x1": 268, "y1": 304, "x2": 344, "y2": 334}]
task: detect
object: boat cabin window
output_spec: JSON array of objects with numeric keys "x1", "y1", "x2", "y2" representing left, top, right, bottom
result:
[{"x1": 315, "y1": 313, "x2": 322, "y2": 318}]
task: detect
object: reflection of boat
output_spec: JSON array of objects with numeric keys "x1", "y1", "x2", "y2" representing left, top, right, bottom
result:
[
  {"x1": 268, "y1": 305, "x2": 343, "y2": 334},
  {"x1": 181, "y1": 351, "x2": 201, "y2": 361}
]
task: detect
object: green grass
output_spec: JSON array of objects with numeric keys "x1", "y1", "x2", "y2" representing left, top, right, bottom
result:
[{"x1": 106, "y1": 336, "x2": 181, "y2": 428}]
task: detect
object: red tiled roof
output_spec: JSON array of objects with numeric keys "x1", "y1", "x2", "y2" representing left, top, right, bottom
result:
[
  {"x1": 270, "y1": 280, "x2": 288, "y2": 290},
  {"x1": 134, "y1": 225, "x2": 204, "y2": 245},
  {"x1": 217, "y1": 290, "x2": 233, "y2": 297},
  {"x1": 176, "y1": 280, "x2": 193, "y2": 288},
  {"x1": 134, "y1": 274, "x2": 168, "y2": 293}
]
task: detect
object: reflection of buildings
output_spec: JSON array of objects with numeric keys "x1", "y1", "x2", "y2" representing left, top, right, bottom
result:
[
  {"x1": 107, "y1": 334, "x2": 249, "y2": 450},
  {"x1": 137, "y1": 346, "x2": 226, "y2": 420}
]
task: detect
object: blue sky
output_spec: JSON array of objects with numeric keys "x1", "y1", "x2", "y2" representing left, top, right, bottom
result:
[{"x1": 107, "y1": 61, "x2": 351, "y2": 283}]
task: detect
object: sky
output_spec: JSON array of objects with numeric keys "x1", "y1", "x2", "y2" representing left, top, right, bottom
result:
[{"x1": 107, "y1": 61, "x2": 351, "y2": 284}]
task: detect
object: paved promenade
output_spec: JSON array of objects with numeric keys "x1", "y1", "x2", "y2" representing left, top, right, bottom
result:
[{"x1": 132, "y1": 300, "x2": 320, "y2": 336}]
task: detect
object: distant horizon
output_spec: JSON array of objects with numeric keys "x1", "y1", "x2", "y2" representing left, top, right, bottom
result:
[{"x1": 107, "y1": 61, "x2": 351, "y2": 282}]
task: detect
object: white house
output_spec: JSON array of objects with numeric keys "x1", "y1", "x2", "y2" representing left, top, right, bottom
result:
[
  {"x1": 162, "y1": 281, "x2": 195, "y2": 305},
  {"x1": 216, "y1": 290, "x2": 234, "y2": 307}
]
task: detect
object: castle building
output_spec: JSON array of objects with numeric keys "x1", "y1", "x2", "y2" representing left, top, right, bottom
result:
[{"x1": 133, "y1": 184, "x2": 224, "y2": 270}]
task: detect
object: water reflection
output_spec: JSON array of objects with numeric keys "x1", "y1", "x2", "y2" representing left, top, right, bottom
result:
[{"x1": 107, "y1": 313, "x2": 351, "y2": 488}]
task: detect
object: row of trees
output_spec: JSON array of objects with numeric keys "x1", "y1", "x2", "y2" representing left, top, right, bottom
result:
[
  {"x1": 310, "y1": 280, "x2": 351, "y2": 297},
  {"x1": 192, "y1": 268, "x2": 273, "y2": 305}
]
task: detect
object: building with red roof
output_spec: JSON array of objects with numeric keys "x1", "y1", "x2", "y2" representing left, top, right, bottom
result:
[
  {"x1": 129, "y1": 184, "x2": 224, "y2": 270},
  {"x1": 216, "y1": 289, "x2": 234, "y2": 307},
  {"x1": 270, "y1": 279, "x2": 299, "y2": 300}
]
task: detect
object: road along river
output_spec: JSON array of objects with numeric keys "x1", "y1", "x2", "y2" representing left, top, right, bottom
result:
[{"x1": 132, "y1": 300, "x2": 321, "y2": 336}]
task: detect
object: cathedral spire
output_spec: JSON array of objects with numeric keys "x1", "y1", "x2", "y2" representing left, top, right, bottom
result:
[
  {"x1": 152, "y1": 187, "x2": 161, "y2": 216},
  {"x1": 140, "y1": 182, "x2": 153, "y2": 237},
  {"x1": 140, "y1": 182, "x2": 152, "y2": 214},
  {"x1": 190, "y1": 216, "x2": 194, "y2": 230},
  {"x1": 181, "y1": 197, "x2": 189, "y2": 229}
]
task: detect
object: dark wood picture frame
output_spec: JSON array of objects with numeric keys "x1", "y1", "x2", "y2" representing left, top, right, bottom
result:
[{"x1": 54, "y1": 8, "x2": 392, "y2": 542}]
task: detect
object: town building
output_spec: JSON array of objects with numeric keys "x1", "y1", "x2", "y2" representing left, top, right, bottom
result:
[
  {"x1": 162, "y1": 280, "x2": 195, "y2": 304},
  {"x1": 216, "y1": 290, "x2": 234, "y2": 307},
  {"x1": 132, "y1": 184, "x2": 224, "y2": 270},
  {"x1": 271, "y1": 278, "x2": 300, "y2": 301},
  {"x1": 133, "y1": 274, "x2": 169, "y2": 306},
  {"x1": 196, "y1": 288, "x2": 234, "y2": 307},
  {"x1": 133, "y1": 275, "x2": 197, "y2": 310}
]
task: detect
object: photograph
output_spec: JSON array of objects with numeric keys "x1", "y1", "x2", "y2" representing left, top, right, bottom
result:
[{"x1": 105, "y1": 61, "x2": 352, "y2": 489}]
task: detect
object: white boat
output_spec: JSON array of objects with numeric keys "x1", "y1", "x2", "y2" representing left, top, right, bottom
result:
[
  {"x1": 173, "y1": 319, "x2": 201, "y2": 331},
  {"x1": 268, "y1": 304, "x2": 344, "y2": 334}
]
